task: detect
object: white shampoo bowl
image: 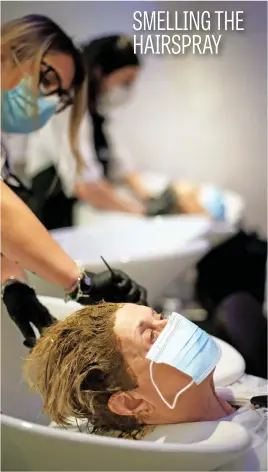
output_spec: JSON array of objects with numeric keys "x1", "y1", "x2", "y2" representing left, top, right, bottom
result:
[
  {"x1": 29, "y1": 216, "x2": 211, "y2": 304},
  {"x1": 1, "y1": 296, "x2": 247, "y2": 472}
]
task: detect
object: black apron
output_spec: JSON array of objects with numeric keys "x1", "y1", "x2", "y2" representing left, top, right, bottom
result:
[
  {"x1": 31, "y1": 167, "x2": 76, "y2": 230},
  {"x1": 1, "y1": 141, "x2": 75, "y2": 230}
]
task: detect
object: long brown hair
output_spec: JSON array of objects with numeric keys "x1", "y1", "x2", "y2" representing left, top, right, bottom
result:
[
  {"x1": 1, "y1": 14, "x2": 86, "y2": 169},
  {"x1": 82, "y1": 35, "x2": 140, "y2": 115}
]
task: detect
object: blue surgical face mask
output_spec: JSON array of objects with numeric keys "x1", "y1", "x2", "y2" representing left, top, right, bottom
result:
[
  {"x1": 199, "y1": 185, "x2": 226, "y2": 220},
  {"x1": 146, "y1": 312, "x2": 221, "y2": 409},
  {"x1": 1, "y1": 77, "x2": 59, "y2": 134}
]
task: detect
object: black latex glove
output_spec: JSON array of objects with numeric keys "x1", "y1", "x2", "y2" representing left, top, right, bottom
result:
[
  {"x1": 70, "y1": 270, "x2": 148, "y2": 306},
  {"x1": 3, "y1": 282, "x2": 57, "y2": 349},
  {"x1": 146, "y1": 186, "x2": 178, "y2": 217}
]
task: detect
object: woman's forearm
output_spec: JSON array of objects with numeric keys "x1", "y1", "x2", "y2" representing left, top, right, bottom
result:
[
  {"x1": 1, "y1": 181, "x2": 80, "y2": 289},
  {"x1": 123, "y1": 172, "x2": 152, "y2": 201},
  {"x1": 1, "y1": 255, "x2": 28, "y2": 284},
  {"x1": 75, "y1": 179, "x2": 145, "y2": 214}
]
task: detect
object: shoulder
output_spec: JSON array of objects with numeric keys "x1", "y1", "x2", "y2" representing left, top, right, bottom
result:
[
  {"x1": 221, "y1": 405, "x2": 267, "y2": 471},
  {"x1": 215, "y1": 374, "x2": 267, "y2": 408},
  {"x1": 54, "y1": 107, "x2": 93, "y2": 133},
  {"x1": 229, "y1": 374, "x2": 268, "y2": 398}
]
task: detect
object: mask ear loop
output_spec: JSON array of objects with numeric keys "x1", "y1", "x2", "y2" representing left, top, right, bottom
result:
[{"x1": 149, "y1": 361, "x2": 194, "y2": 410}]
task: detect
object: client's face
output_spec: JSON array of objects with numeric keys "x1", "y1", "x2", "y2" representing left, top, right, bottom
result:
[{"x1": 110, "y1": 305, "x2": 231, "y2": 425}]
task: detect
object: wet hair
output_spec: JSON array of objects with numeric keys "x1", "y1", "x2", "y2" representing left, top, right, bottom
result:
[
  {"x1": 24, "y1": 303, "x2": 149, "y2": 438},
  {"x1": 1, "y1": 14, "x2": 86, "y2": 169},
  {"x1": 82, "y1": 35, "x2": 140, "y2": 114}
]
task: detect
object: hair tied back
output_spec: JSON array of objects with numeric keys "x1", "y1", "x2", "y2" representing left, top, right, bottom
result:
[{"x1": 117, "y1": 36, "x2": 132, "y2": 50}]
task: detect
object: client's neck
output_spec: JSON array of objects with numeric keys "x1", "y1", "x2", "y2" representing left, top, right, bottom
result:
[
  {"x1": 188, "y1": 378, "x2": 235, "y2": 422},
  {"x1": 149, "y1": 377, "x2": 235, "y2": 425}
]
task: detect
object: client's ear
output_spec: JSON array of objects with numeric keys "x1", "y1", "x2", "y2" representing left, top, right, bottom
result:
[{"x1": 108, "y1": 391, "x2": 151, "y2": 418}]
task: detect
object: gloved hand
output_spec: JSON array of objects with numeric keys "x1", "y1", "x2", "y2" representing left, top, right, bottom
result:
[
  {"x1": 146, "y1": 186, "x2": 178, "y2": 217},
  {"x1": 2, "y1": 282, "x2": 57, "y2": 349},
  {"x1": 69, "y1": 270, "x2": 148, "y2": 306}
]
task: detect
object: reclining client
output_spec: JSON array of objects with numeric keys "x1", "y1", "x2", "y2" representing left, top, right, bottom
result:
[{"x1": 25, "y1": 303, "x2": 267, "y2": 469}]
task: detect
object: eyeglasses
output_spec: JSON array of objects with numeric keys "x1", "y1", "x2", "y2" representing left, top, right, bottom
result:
[
  {"x1": 39, "y1": 61, "x2": 74, "y2": 113},
  {"x1": 12, "y1": 51, "x2": 76, "y2": 114}
]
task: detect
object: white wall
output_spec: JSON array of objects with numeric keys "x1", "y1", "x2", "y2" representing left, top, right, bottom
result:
[
  {"x1": 2, "y1": 1, "x2": 267, "y2": 235},
  {"x1": 118, "y1": 1, "x2": 267, "y2": 235},
  {"x1": 161, "y1": 1, "x2": 267, "y2": 235},
  {"x1": 1, "y1": 1, "x2": 158, "y2": 41}
]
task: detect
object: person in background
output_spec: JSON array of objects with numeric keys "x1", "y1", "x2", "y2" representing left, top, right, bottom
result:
[
  {"x1": 82, "y1": 35, "x2": 151, "y2": 201},
  {"x1": 1, "y1": 16, "x2": 147, "y2": 348},
  {"x1": 23, "y1": 34, "x2": 177, "y2": 230},
  {"x1": 20, "y1": 34, "x2": 225, "y2": 229},
  {"x1": 82, "y1": 35, "x2": 225, "y2": 221}
]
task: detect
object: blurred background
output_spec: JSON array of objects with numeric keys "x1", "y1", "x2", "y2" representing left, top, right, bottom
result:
[{"x1": 2, "y1": 0, "x2": 267, "y2": 234}]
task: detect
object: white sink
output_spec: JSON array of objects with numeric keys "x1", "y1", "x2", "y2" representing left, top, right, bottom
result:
[{"x1": 29, "y1": 216, "x2": 211, "y2": 304}]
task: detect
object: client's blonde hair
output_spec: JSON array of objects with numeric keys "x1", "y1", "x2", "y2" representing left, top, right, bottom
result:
[
  {"x1": 25, "y1": 303, "x2": 152, "y2": 439},
  {"x1": 1, "y1": 14, "x2": 86, "y2": 170}
]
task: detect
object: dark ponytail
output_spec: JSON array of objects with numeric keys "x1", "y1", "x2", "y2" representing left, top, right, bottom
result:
[{"x1": 82, "y1": 35, "x2": 140, "y2": 115}]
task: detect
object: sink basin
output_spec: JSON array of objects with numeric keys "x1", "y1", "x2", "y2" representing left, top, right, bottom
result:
[{"x1": 29, "y1": 216, "x2": 211, "y2": 304}]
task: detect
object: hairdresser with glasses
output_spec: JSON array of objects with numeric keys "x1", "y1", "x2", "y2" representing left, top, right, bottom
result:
[
  {"x1": 1, "y1": 15, "x2": 147, "y2": 349},
  {"x1": 23, "y1": 35, "x2": 175, "y2": 230}
]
